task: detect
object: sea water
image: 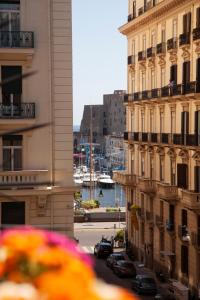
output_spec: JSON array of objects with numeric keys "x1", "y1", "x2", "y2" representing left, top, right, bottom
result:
[{"x1": 81, "y1": 184, "x2": 125, "y2": 207}]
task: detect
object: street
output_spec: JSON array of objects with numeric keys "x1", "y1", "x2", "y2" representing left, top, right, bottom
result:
[{"x1": 75, "y1": 222, "x2": 156, "y2": 300}]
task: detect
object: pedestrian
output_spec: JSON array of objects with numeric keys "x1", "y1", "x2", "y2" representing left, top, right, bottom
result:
[{"x1": 168, "y1": 80, "x2": 174, "y2": 96}]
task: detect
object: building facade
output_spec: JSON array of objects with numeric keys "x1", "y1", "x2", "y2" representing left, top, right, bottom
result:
[
  {"x1": 114, "y1": 0, "x2": 200, "y2": 297},
  {"x1": 0, "y1": 0, "x2": 74, "y2": 235}
]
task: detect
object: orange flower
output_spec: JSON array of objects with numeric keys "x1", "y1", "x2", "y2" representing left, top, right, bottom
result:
[{"x1": 1, "y1": 231, "x2": 46, "y2": 254}]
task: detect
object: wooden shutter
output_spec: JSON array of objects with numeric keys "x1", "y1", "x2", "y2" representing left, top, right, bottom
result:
[
  {"x1": 177, "y1": 164, "x2": 188, "y2": 189},
  {"x1": 197, "y1": 7, "x2": 200, "y2": 28},
  {"x1": 170, "y1": 65, "x2": 177, "y2": 84}
]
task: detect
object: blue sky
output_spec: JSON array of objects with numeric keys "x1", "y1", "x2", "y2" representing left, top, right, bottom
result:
[{"x1": 72, "y1": 0, "x2": 127, "y2": 125}]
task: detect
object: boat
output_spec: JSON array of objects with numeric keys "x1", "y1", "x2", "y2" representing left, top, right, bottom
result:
[
  {"x1": 73, "y1": 172, "x2": 83, "y2": 185},
  {"x1": 82, "y1": 172, "x2": 98, "y2": 187},
  {"x1": 98, "y1": 173, "x2": 115, "y2": 188}
]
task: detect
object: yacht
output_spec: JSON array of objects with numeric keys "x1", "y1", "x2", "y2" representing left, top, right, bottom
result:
[
  {"x1": 82, "y1": 172, "x2": 98, "y2": 187},
  {"x1": 98, "y1": 173, "x2": 115, "y2": 188},
  {"x1": 73, "y1": 172, "x2": 83, "y2": 185}
]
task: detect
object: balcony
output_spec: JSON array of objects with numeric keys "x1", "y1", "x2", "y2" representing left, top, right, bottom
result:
[
  {"x1": 139, "y1": 91, "x2": 148, "y2": 100},
  {"x1": 178, "y1": 225, "x2": 190, "y2": 242},
  {"x1": 146, "y1": 210, "x2": 154, "y2": 223},
  {"x1": 167, "y1": 38, "x2": 178, "y2": 51},
  {"x1": 161, "y1": 86, "x2": 169, "y2": 97},
  {"x1": 0, "y1": 31, "x2": 34, "y2": 64},
  {"x1": 149, "y1": 133, "x2": 158, "y2": 143},
  {"x1": 128, "y1": 55, "x2": 135, "y2": 65},
  {"x1": 124, "y1": 131, "x2": 129, "y2": 141},
  {"x1": 179, "y1": 33, "x2": 191, "y2": 47},
  {"x1": 0, "y1": 170, "x2": 49, "y2": 189},
  {"x1": 147, "y1": 47, "x2": 156, "y2": 58},
  {"x1": 112, "y1": 172, "x2": 136, "y2": 186},
  {"x1": 191, "y1": 232, "x2": 200, "y2": 250},
  {"x1": 155, "y1": 215, "x2": 164, "y2": 229},
  {"x1": 138, "y1": 51, "x2": 146, "y2": 62},
  {"x1": 182, "y1": 81, "x2": 196, "y2": 95},
  {"x1": 182, "y1": 190, "x2": 200, "y2": 210},
  {"x1": 0, "y1": 103, "x2": 35, "y2": 119},
  {"x1": 193, "y1": 27, "x2": 200, "y2": 42},
  {"x1": 160, "y1": 133, "x2": 169, "y2": 144},
  {"x1": 151, "y1": 88, "x2": 160, "y2": 98},
  {"x1": 173, "y1": 134, "x2": 197, "y2": 147},
  {"x1": 141, "y1": 132, "x2": 148, "y2": 142},
  {"x1": 127, "y1": 14, "x2": 135, "y2": 22},
  {"x1": 138, "y1": 7, "x2": 144, "y2": 16},
  {"x1": 138, "y1": 178, "x2": 156, "y2": 195},
  {"x1": 166, "y1": 220, "x2": 175, "y2": 232},
  {"x1": 156, "y1": 42, "x2": 166, "y2": 55},
  {"x1": 137, "y1": 208, "x2": 145, "y2": 221},
  {"x1": 157, "y1": 183, "x2": 178, "y2": 202}
]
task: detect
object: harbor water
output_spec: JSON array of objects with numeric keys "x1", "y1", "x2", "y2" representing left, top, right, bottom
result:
[{"x1": 81, "y1": 184, "x2": 125, "y2": 207}]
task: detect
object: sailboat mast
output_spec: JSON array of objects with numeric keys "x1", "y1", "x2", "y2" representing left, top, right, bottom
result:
[{"x1": 90, "y1": 106, "x2": 93, "y2": 200}]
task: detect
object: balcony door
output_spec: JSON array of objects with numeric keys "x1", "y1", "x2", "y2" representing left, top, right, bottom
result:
[
  {"x1": 3, "y1": 135, "x2": 22, "y2": 171},
  {"x1": 177, "y1": 163, "x2": 188, "y2": 189},
  {"x1": 182, "y1": 61, "x2": 190, "y2": 94},
  {"x1": 194, "y1": 166, "x2": 200, "y2": 193},
  {"x1": 196, "y1": 58, "x2": 200, "y2": 93},
  {"x1": 1, "y1": 202, "x2": 25, "y2": 228},
  {"x1": 181, "y1": 111, "x2": 189, "y2": 145},
  {"x1": 0, "y1": 1, "x2": 20, "y2": 47},
  {"x1": 1, "y1": 66, "x2": 22, "y2": 116},
  {"x1": 195, "y1": 110, "x2": 200, "y2": 145}
]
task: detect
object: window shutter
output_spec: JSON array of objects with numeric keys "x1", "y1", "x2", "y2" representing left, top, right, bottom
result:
[
  {"x1": 197, "y1": 7, "x2": 200, "y2": 28},
  {"x1": 187, "y1": 12, "x2": 191, "y2": 33},
  {"x1": 170, "y1": 65, "x2": 177, "y2": 84}
]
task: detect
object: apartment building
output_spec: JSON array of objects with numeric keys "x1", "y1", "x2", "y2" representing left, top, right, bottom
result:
[
  {"x1": 0, "y1": 0, "x2": 74, "y2": 235},
  {"x1": 114, "y1": 0, "x2": 200, "y2": 297}
]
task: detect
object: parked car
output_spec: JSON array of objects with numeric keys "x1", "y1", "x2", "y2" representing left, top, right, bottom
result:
[
  {"x1": 106, "y1": 253, "x2": 125, "y2": 269},
  {"x1": 94, "y1": 242, "x2": 113, "y2": 258},
  {"x1": 113, "y1": 260, "x2": 136, "y2": 277},
  {"x1": 132, "y1": 275, "x2": 157, "y2": 295}
]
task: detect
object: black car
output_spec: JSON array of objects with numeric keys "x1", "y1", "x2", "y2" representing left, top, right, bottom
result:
[
  {"x1": 94, "y1": 242, "x2": 113, "y2": 258},
  {"x1": 113, "y1": 260, "x2": 136, "y2": 277},
  {"x1": 132, "y1": 275, "x2": 157, "y2": 295},
  {"x1": 106, "y1": 253, "x2": 125, "y2": 269}
]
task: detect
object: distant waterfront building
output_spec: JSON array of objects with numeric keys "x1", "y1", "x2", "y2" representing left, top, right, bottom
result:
[
  {"x1": 0, "y1": 0, "x2": 74, "y2": 235},
  {"x1": 104, "y1": 135, "x2": 125, "y2": 171},
  {"x1": 114, "y1": 0, "x2": 200, "y2": 297}
]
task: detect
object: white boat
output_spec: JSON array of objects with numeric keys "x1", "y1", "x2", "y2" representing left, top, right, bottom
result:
[
  {"x1": 82, "y1": 172, "x2": 98, "y2": 187},
  {"x1": 73, "y1": 172, "x2": 83, "y2": 185},
  {"x1": 98, "y1": 173, "x2": 115, "y2": 188}
]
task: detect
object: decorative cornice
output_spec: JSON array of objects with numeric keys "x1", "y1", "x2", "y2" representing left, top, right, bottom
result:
[
  {"x1": 192, "y1": 151, "x2": 200, "y2": 161},
  {"x1": 119, "y1": 0, "x2": 189, "y2": 36},
  {"x1": 138, "y1": 144, "x2": 146, "y2": 152},
  {"x1": 167, "y1": 148, "x2": 176, "y2": 159},
  {"x1": 178, "y1": 149, "x2": 189, "y2": 160},
  {"x1": 156, "y1": 146, "x2": 165, "y2": 156}
]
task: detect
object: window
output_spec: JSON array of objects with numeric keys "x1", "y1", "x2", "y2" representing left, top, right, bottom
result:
[
  {"x1": 2, "y1": 202, "x2": 25, "y2": 226},
  {"x1": 177, "y1": 164, "x2": 188, "y2": 189},
  {"x1": 172, "y1": 19, "x2": 178, "y2": 38},
  {"x1": 0, "y1": 1, "x2": 20, "y2": 32},
  {"x1": 170, "y1": 64, "x2": 177, "y2": 85},
  {"x1": 160, "y1": 111, "x2": 164, "y2": 133},
  {"x1": 170, "y1": 159, "x2": 176, "y2": 185},
  {"x1": 196, "y1": 7, "x2": 200, "y2": 28},
  {"x1": 142, "y1": 34, "x2": 146, "y2": 51},
  {"x1": 161, "y1": 68, "x2": 165, "y2": 87},
  {"x1": 159, "y1": 157, "x2": 164, "y2": 182},
  {"x1": 132, "y1": 40, "x2": 135, "y2": 56},
  {"x1": 150, "y1": 111, "x2": 154, "y2": 132},
  {"x1": 171, "y1": 111, "x2": 176, "y2": 134},
  {"x1": 3, "y1": 135, "x2": 22, "y2": 171},
  {"x1": 141, "y1": 156, "x2": 145, "y2": 177},
  {"x1": 150, "y1": 157, "x2": 154, "y2": 180},
  {"x1": 151, "y1": 69, "x2": 156, "y2": 89},
  {"x1": 181, "y1": 245, "x2": 188, "y2": 275},
  {"x1": 141, "y1": 112, "x2": 145, "y2": 132},
  {"x1": 161, "y1": 27, "x2": 166, "y2": 43},
  {"x1": 141, "y1": 72, "x2": 146, "y2": 91},
  {"x1": 131, "y1": 75, "x2": 135, "y2": 94},
  {"x1": 131, "y1": 111, "x2": 134, "y2": 132},
  {"x1": 151, "y1": 30, "x2": 156, "y2": 47},
  {"x1": 183, "y1": 12, "x2": 191, "y2": 34}
]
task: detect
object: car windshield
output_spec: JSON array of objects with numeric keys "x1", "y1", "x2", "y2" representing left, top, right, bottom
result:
[
  {"x1": 141, "y1": 278, "x2": 156, "y2": 284},
  {"x1": 100, "y1": 244, "x2": 111, "y2": 250}
]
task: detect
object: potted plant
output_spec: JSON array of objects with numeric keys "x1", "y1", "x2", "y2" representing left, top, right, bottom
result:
[{"x1": 114, "y1": 229, "x2": 124, "y2": 248}]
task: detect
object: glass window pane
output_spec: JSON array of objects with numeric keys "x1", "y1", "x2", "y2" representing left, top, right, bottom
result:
[
  {"x1": 3, "y1": 148, "x2": 11, "y2": 171},
  {"x1": 14, "y1": 148, "x2": 22, "y2": 170}
]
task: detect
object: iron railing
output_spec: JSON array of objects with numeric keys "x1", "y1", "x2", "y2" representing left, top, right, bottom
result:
[
  {"x1": 0, "y1": 31, "x2": 34, "y2": 48},
  {"x1": 147, "y1": 47, "x2": 156, "y2": 58},
  {"x1": 156, "y1": 42, "x2": 166, "y2": 55},
  {"x1": 179, "y1": 33, "x2": 191, "y2": 46},
  {"x1": 193, "y1": 27, "x2": 200, "y2": 41},
  {"x1": 128, "y1": 55, "x2": 135, "y2": 65},
  {"x1": 138, "y1": 50, "x2": 146, "y2": 61},
  {"x1": 0, "y1": 103, "x2": 35, "y2": 119},
  {"x1": 167, "y1": 37, "x2": 178, "y2": 51}
]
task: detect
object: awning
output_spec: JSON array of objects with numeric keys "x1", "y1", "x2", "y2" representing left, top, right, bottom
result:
[{"x1": 160, "y1": 250, "x2": 175, "y2": 256}]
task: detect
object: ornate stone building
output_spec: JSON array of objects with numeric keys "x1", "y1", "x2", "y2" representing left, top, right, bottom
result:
[
  {"x1": 0, "y1": 0, "x2": 74, "y2": 235},
  {"x1": 114, "y1": 0, "x2": 200, "y2": 297}
]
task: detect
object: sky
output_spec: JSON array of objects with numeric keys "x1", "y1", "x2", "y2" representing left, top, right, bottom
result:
[{"x1": 72, "y1": 0, "x2": 127, "y2": 126}]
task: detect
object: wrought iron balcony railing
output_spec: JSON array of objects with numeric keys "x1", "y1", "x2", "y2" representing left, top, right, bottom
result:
[
  {"x1": 0, "y1": 103, "x2": 35, "y2": 119},
  {"x1": 141, "y1": 132, "x2": 148, "y2": 142},
  {"x1": 182, "y1": 81, "x2": 196, "y2": 94},
  {"x1": 127, "y1": 13, "x2": 136, "y2": 22},
  {"x1": 149, "y1": 133, "x2": 157, "y2": 143},
  {"x1": 179, "y1": 33, "x2": 191, "y2": 46},
  {"x1": 167, "y1": 37, "x2": 178, "y2": 51},
  {"x1": 138, "y1": 50, "x2": 146, "y2": 61},
  {"x1": 147, "y1": 47, "x2": 156, "y2": 58},
  {"x1": 193, "y1": 27, "x2": 200, "y2": 41},
  {"x1": 128, "y1": 55, "x2": 135, "y2": 65},
  {"x1": 156, "y1": 42, "x2": 166, "y2": 55},
  {"x1": 178, "y1": 225, "x2": 190, "y2": 242},
  {"x1": 0, "y1": 31, "x2": 34, "y2": 48}
]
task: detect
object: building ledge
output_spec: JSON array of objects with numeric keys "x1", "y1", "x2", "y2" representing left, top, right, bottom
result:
[{"x1": 0, "y1": 48, "x2": 34, "y2": 66}]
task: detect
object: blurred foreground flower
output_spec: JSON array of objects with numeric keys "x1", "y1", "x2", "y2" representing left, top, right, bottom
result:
[{"x1": 0, "y1": 227, "x2": 138, "y2": 300}]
